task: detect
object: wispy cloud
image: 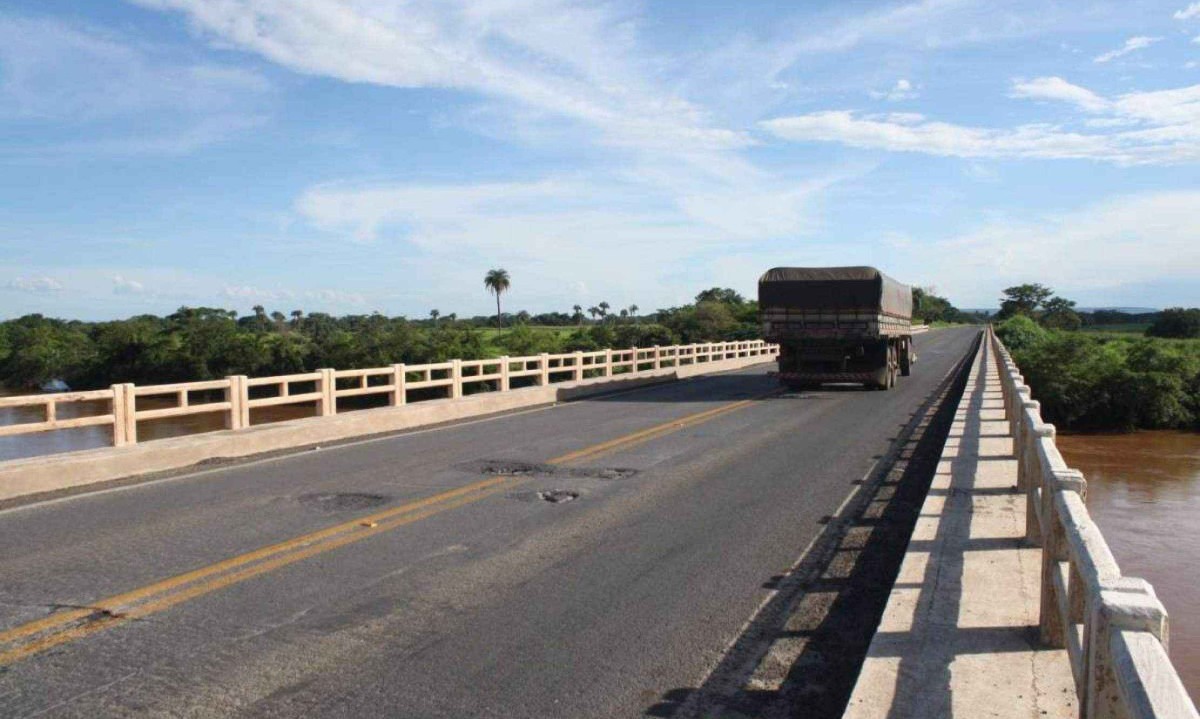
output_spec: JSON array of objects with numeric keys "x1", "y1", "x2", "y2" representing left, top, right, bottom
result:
[
  {"x1": 871, "y1": 79, "x2": 919, "y2": 102},
  {"x1": 223, "y1": 284, "x2": 364, "y2": 307},
  {"x1": 0, "y1": 13, "x2": 269, "y2": 156},
  {"x1": 130, "y1": 0, "x2": 748, "y2": 161},
  {"x1": 1093, "y1": 35, "x2": 1160, "y2": 63},
  {"x1": 5, "y1": 275, "x2": 63, "y2": 292},
  {"x1": 923, "y1": 190, "x2": 1200, "y2": 301},
  {"x1": 111, "y1": 275, "x2": 145, "y2": 295},
  {"x1": 762, "y1": 78, "x2": 1200, "y2": 165},
  {"x1": 1175, "y1": 3, "x2": 1200, "y2": 20},
  {"x1": 1009, "y1": 76, "x2": 1109, "y2": 112}
]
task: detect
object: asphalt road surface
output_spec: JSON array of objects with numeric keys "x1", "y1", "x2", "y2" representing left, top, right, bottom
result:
[{"x1": 0, "y1": 327, "x2": 979, "y2": 718}]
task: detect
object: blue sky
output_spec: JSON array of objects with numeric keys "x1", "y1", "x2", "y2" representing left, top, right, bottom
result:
[{"x1": 2, "y1": 0, "x2": 1199, "y2": 320}]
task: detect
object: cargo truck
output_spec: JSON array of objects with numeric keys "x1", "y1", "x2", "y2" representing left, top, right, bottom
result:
[{"x1": 759, "y1": 266, "x2": 915, "y2": 391}]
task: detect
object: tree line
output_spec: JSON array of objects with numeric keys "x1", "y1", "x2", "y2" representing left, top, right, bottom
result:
[
  {"x1": 992, "y1": 283, "x2": 1200, "y2": 431},
  {"x1": 994, "y1": 282, "x2": 1200, "y2": 338},
  {"x1": 0, "y1": 288, "x2": 762, "y2": 391}
]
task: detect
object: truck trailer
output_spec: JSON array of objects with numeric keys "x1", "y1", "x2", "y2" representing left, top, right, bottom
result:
[{"x1": 759, "y1": 266, "x2": 915, "y2": 391}]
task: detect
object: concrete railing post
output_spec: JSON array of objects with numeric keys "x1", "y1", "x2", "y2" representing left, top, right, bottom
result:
[
  {"x1": 573, "y1": 351, "x2": 584, "y2": 381},
  {"x1": 1086, "y1": 579, "x2": 1168, "y2": 719},
  {"x1": 604, "y1": 349, "x2": 613, "y2": 377},
  {"x1": 499, "y1": 356, "x2": 510, "y2": 391},
  {"x1": 1041, "y1": 469, "x2": 1085, "y2": 647},
  {"x1": 539, "y1": 353, "x2": 550, "y2": 386},
  {"x1": 119, "y1": 383, "x2": 138, "y2": 445},
  {"x1": 391, "y1": 364, "x2": 407, "y2": 406},
  {"x1": 451, "y1": 359, "x2": 463, "y2": 399},
  {"x1": 1013, "y1": 385, "x2": 1031, "y2": 454},
  {"x1": 652, "y1": 346, "x2": 660, "y2": 370},
  {"x1": 630, "y1": 347, "x2": 639, "y2": 374},
  {"x1": 111, "y1": 384, "x2": 128, "y2": 447},
  {"x1": 1026, "y1": 421, "x2": 1053, "y2": 545},
  {"x1": 318, "y1": 368, "x2": 336, "y2": 416},
  {"x1": 225, "y1": 375, "x2": 248, "y2": 430}
]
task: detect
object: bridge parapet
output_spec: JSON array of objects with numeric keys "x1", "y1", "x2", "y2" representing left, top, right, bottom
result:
[
  {"x1": 993, "y1": 328, "x2": 1197, "y2": 719},
  {"x1": 0, "y1": 340, "x2": 778, "y2": 454}
]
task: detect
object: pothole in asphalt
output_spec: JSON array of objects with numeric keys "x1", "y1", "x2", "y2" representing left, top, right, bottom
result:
[
  {"x1": 464, "y1": 459, "x2": 636, "y2": 480},
  {"x1": 476, "y1": 460, "x2": 550, "y2": 476},
  {"x1": 297, "y1": 493, "x2": 390, "y2": 512},
  {"x1": 506, "y1": 489, "x2": 583, "y2": 503},
  {"x1": 538, "y1": 490, "x2": 580, "y2": 503}
]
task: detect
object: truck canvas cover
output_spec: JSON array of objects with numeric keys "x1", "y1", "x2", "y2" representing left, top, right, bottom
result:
[{"x1": 758, "y1": 266, "x2": 912, "y2": 319}]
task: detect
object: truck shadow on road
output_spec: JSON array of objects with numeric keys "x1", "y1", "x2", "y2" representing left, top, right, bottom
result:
[{"x1": 644, "y1": 333, "x2": 980, "y2": 719}]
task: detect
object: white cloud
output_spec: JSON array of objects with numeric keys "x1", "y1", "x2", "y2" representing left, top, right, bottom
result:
[
  {"x1": 762, "y1": 78, "x2": 1200, "y2": 165},
  {"x1": 0, "y1": 15, "x2": 269, "y2": 155},
  {"x1": 870, "y1": 78, "x2": 919, "y2": 102},
  {"x1": 130, "y1": 0, "x2": 749, "y2": 160},
  {"x1": 304, "y1": 289, "x2": 366, "y2": 306},
  {"x1": 1009, "y1": 76, "x2": 1109, "y2": 112},
  {"x1": 6, "y1": 275, "x2": 63, "y2": 292},
  {"x1": 1093, "y1": 36, "x2": 1161, "y2": 63},
  {"x1": 1175, "y1": 3, "x2": 1200, "y2": 20},
  {"x1": 223, "y1": 285, "x2": 288, "y2": 301},
  {"x1": 290, "y1": 168, "x2": 843, "y2": 312},
  {"x1": 111, "y1": 275, "x2": 145, "y2": 294},
  {"x1": 922, "y1": 191, "x2": 1200, "y2": 303}
]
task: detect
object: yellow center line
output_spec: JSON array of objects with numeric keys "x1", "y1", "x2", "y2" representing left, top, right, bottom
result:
[
  {"x1": 1, "y1": 387, "x2": 778, "y2": 666},
  {"x1": 547, "y1": 389, "x2": 781, "y2": 466},
  {"x1": 0, "y1": 482, "x2": 516, "y2": 667},
  {"x1": 0, "y1": 475, "x2": 513, "y2": 651}
]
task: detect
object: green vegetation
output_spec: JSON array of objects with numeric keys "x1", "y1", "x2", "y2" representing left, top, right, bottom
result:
[
  {"x1": 990, "y1": 284, "x2": 1200, "y2": 431},
  {"x1": 995, "y1": 315, "x2": 1200, "y2": 432},
  {"x1": 911, "y1": 287, "x2": 979, "y2": 325},
  {"x1": 0, "y1": 287, "x2": 760, "y2": 391},
  {"x1": 1147, "y1": 307, "x2": 1200, "y2": 339}
]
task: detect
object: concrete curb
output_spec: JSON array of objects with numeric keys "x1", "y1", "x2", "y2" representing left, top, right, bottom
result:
[{"x1": 0, "y1": 356, "x2": 770, "y2": 502}]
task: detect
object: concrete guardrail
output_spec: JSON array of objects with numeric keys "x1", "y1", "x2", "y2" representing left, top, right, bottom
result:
[
  {"x1": 0, "y1": 341, "x2": 777, "y2": 451},
  {"x1": 992, "y1": 327, "x2": 1198, "y2": 719}
]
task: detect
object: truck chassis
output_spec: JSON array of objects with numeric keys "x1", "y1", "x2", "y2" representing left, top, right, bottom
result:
[{"x1": 764, "y1": 309, "x2": 915, "y2": 391}]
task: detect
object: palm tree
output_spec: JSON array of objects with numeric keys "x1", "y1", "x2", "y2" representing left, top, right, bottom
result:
[
  {"x1": 588, "y1": 306, "x2": 600, "y2": 321},
  {"x1": 290, "y1": 309, "x2": 303, "y2": 328},
  {"x1": 598, "y1": 301, "x2": 610, "y2": 323},
  {"x1": 628, "y1": 304, "x2": 638, "y2": 323},
  {"x1": 429, "y1": 309, "x2": 440, "y2": 326},
  {"x1": 573, "y1": 304, "x2": 583, "y2": 326},
  {"x1": 484, "y1": 268, "x2": 511, "y2": 330}
]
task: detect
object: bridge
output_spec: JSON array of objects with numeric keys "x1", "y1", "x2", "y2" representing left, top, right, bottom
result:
[{"x1": 0, "y1": 329, "x2": 1195, "y2": 718}]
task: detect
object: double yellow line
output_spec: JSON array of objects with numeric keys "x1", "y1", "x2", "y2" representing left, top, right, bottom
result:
[
  {"x1": 0, "y1": 388, "x2": 778, "y2": 666},
  {"x1": 0, "y1": 476, "x2": 516, "y2": 666}
]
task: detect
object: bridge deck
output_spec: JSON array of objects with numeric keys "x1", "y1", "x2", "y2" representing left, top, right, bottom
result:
[
  {"x1": 0, "y1": 329, "x2": 978, "y2": 717},
  {"x1": 844, "y1": 330, "x2": 1077, "y2": 717}
]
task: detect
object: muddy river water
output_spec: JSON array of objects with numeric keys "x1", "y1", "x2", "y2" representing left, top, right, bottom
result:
[{"x1": 1058, "y1": 431, "x2": 1200, "y2": 702}]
